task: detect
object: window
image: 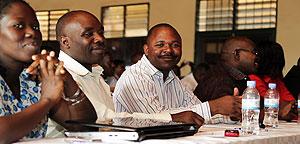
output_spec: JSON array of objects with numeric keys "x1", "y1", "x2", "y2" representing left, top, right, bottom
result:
[
  {"x1": 102, "y1": 3, "x2": 149, "y2": 38},
  {"x1": 197, "y1": 0, "x2": 233, "y2": 31},
  {"x1": 36, "y1": 10, "x2": 69, "y2": 41},
  {"x1": 102, "y1": 6, "x2": 124, "y2": 38},
  {"x1": 195, "y1": 0, "x2": 277, "y2": 64},
  {"x1": 236, "y1": 0, "x2": 277, "y2": 30},
  {"x1": 197, "y1": 0, "x2": 276, "y2": 32},
  {"x1": 101, "y1": 3, "x2": 149, "y2": 65}
]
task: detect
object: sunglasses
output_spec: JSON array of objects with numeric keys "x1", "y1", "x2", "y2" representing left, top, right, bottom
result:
[{"x1": 233, "y1": 48, "x2": 258, "y2": 55}]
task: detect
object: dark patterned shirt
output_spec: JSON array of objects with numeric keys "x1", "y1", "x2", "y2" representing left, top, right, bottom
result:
[{"x1": 194, "y1": 63, "x2": 249, "y2": 102}]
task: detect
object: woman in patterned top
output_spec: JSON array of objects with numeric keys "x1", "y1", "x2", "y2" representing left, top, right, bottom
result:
[{"x1": 0, "y1": 0, "x2": 97, "y2": 143}]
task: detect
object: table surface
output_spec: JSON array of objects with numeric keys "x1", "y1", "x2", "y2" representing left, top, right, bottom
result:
[{"x1": 16, "y1": 121, "x2": 300, "y2": 144}]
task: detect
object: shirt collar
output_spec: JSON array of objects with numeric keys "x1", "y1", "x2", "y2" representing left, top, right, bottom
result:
[
  {"x1": 223, "y1": 64, "x2": 248, "y2": 80},
  {"x1": 92, "y1": 65, "x2": 104, "y2": 76},
  {"x1": 140, "y1": 55, "x2": 175, "y2": 81},
  {"x1": 58, "y1": 50, "x2": 100, "y2": 76}
]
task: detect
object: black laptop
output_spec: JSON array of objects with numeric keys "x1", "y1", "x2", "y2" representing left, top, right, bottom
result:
[{"x1": 65, "y1": 117, "x2": 199, "y2": 141}]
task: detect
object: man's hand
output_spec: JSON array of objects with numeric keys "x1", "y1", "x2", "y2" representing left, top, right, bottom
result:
[
  {"x1": 208, "y1": 88, "x2": 242, "y2": 121},
  {"x1": 171, "y1": 111, "x2": 205, "y2": 127},
  {"x1": 279, "y1": 100, "x2": 294, "y2": 119}
]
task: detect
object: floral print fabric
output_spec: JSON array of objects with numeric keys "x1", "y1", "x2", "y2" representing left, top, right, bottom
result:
[{"x1": 0, "y1": 70, "x2": 48, "y2": 139}]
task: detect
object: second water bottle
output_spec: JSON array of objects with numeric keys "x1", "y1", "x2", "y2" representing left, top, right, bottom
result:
[{"x1": 264, "y1": 83, "x2": 279, "y2": 128}]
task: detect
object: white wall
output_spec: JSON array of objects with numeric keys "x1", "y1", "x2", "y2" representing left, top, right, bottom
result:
[
  {"x1": 277, "y1": 0, "x2": 300, "y2": 74},
  {"x1": 27, "y1": 0, "x2": 299, "y2": 75}
]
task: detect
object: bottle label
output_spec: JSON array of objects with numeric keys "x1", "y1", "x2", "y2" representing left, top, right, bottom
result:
[
  {"x1": 242, "y1": 99, "x2": 260, "y2": 110},
  {"x1": 264, "y1": 99, "x2": 279, "y2": 108}
]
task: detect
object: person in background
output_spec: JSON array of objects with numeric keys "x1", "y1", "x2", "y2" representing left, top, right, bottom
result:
[
  {"x1": 181, "y1": 63, "x2": 210, "y2": 92},
  {"x1": 0, "y1": 0, "x2": 96, "y2": 143},
  {"x1": 100, "y1": 52, "x2": 115, "y2": 80},
  {"x1": 113, "y1": 23, "x2": 241, "y2": 124},
  {"x1": 284, "y1": 57, "x2": 300, "y2": 99},
  {"x1": 130, "y1": 51, "x2": 143, "y2": 65},
  {"x1": 172, "y1": 64, "x2": 181, "y2": 78},
  {"x1": 283, "y1": 57, "x2": 300, "y2": 120},
  {"x1": 107, "y1": 59, "x2": 126, "y2": 92},
  {"x1": 249, "y1": 41, "x2": 295, "y2": 120},
  {"x1": 194, "y1": 36, "x2": 257, "y2": 104},
  {"x1": 56, "y1": 10, "x2": 205, "y2": 128}
]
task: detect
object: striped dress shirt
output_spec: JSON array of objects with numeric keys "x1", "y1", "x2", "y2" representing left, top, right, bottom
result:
[{"x1": 113, "y1": 55, "x2": 213, "y2": 121}]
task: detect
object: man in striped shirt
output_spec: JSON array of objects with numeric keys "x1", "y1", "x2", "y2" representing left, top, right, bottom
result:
[{"x1": 113, "y1": 23, "x2": 241, "y2": 123}]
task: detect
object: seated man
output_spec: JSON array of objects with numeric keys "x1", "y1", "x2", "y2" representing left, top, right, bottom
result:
[
  {"x1": 194, "y1": 37, "x2": 257, "y2": 102},
  {"x1": 113, "y1": 23, "x2": 241, "y2": 123},
  {"x1": 55, "y1": 10, "x2": 204, "y2": 129}
]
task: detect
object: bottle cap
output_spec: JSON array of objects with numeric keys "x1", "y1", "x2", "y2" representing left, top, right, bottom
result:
[
  {"x1": 247, "y1": 81, "x2": 256, "y2": 87},
  {"x1": 268, "y1": 83, "x2": 276, "y2": 89}
]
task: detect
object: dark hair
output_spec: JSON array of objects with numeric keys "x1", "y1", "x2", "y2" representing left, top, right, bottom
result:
[
  {"x1": 146, "y1": 23, "x2": 181, "y2": 44},
  {"x1": 130, "y1": 51, "x2": 143, "y2": 64},
  {"x1": 256, "y1": 40, "x2": 285, "y2": 78},
  {"x1": 113, "y1": 59, "x2": 125, "y2": 67},
  {"x1": 56, "y1": 10, "x2": 99, "y2": 42},
  {"x1": 0, "y1": 0, "x2": 30, "y2": 20},
  {"x1": 0, "y1": 0, "x2": 31, "y2": 76}
]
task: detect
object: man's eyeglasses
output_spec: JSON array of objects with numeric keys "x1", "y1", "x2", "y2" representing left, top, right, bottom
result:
[{"x1": 233, "y1": 48, "x2": 258, "y2": 55}]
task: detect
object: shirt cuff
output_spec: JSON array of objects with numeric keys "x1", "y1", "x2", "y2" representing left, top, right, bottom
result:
[
  {"x1": 206, "y1": 114, "x2": 240, "y2": 124},
  {"x1": 192, "y1": 101, "x2": 212, "y2": 122},
  {"x1": 131, "y1": 112, "x2": 172, "y2": 122}
]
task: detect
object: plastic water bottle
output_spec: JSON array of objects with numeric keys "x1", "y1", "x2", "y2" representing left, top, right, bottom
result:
[
  {"x1": 263, "y1": 83, "x2": 279, "y2": 128},
  {"x1": 298, "y1": 93, "x2": 300, "y2": 123},
  {"x1": 242, "y1": 81, "x2": 260, "y2": 135}
]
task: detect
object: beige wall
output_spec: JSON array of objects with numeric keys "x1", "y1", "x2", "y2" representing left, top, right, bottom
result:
[
  {"x1": 27, "y1": 0, "x2": 298, "y2": 75},
  {"x1": 27, "y1": 0, "x2": 196, "y2": 75},
  {"x1": 277, "y1": 0, "x2": 300, "y2": 74}
]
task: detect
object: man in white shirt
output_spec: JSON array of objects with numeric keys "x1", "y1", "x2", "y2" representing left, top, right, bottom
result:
[
  {"x1": 113, "y1": 23, "x2": 241, "y2": 123},
  {"x1": 55, "y1": 10, "x2": 205, "y2": 127}
]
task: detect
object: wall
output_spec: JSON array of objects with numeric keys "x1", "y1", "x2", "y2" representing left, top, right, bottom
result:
[
  {"x1": 27, "y1": 0, "x2": 299, "y2": 75},
  {"x1": 277, "y1": 0, "x2": 300, "y2": 74},
  {"x1": 27, "y1": 0, "x2": 196, "y2": 75}
]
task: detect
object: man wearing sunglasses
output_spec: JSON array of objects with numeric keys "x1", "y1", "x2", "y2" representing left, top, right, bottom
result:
[{"x1": 194, "y1": 36, "x2": 258, "y2": 120}]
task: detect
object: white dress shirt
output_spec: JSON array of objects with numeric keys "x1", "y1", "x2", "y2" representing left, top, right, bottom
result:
[
  {"x1": 113, "y1": 55, "x2": 213, "y2": 121},
  {"x1": 181, "y1": 73, "x2": 198, "y2": 92},
  {"x1": 59, "y1": 51, "x2": 115, "y2": 120}
]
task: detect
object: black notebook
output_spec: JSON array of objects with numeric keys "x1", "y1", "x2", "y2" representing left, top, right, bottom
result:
[{"x1": 65, "y1": 117, "x2": 199, "y2": 141}]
